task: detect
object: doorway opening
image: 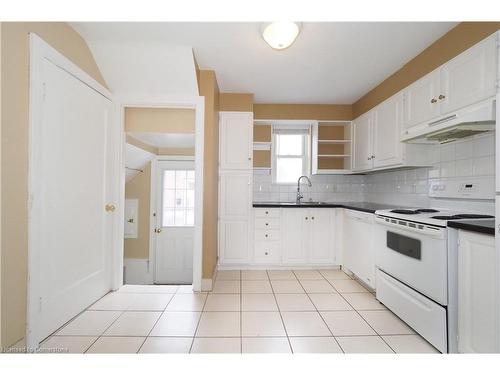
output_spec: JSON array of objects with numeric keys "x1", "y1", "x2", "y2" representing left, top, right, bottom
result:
[{"x1": 123, "y1": 106, "x2": 197, "y2": 287}]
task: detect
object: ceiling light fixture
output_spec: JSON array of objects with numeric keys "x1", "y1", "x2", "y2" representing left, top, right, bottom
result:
[{"x1": 262, "y1": 22, "x2": 300, "y2": 50}]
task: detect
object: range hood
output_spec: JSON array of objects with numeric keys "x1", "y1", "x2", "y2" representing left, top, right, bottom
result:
[{"x1": 402, "y1": 98, "x2": 496, "y2": 144}]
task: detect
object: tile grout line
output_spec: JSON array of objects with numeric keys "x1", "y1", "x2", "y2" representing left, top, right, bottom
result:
[
  {"x1": 320, "y1": 271, "x2": 396, "y2": 353},
  {"x1": 268, "y1": 270, "x2": 294, "y2": 354},
  {"x1": 83, "y1": 310, "x2": 127, "y2": 353},
  {"x1": 188, "y1": 285, "x2": 211, "y2": 354},
  {"x1": 294, "y1": 270, "x2": 345, "y2": 354}
]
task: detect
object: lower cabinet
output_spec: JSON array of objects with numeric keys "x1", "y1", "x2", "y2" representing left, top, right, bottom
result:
[
  {"x1": 458, "y1": 230, "x2": 499, "y2": 353},
  {"x1": 343, "y1": 209, "x2": 376, "y2": 289},
  {"x1": 219, "y1": 220, "x2": 250, "y2": 264},
  {"x1": 282, "y1": 208, "x2": 335, "y2": 265}
]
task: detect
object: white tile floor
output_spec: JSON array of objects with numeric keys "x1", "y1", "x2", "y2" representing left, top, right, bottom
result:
[{"x1": 34, "y1": 269, "x2": 439, "y2": 354}]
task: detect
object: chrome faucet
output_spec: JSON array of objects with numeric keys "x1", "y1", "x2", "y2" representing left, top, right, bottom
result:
[{"x1": 296, "y1": 175, "x2": 312, "y2": 203}]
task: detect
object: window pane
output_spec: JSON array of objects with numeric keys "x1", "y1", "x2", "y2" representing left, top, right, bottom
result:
[
  {"x1": 175, "y1": 170, "x2": 187, "y2": 189},
  {"x1": 164, "y1": 170, "x2": 175, "y2": 189},
  {"x1": 163, "y1": 189, "x2": 175, "y2": 208},
  {"x1": 186, "y1": 209, "x2": 194, "y2": 226},
  {"x1": 161, "y1": 168, "x2": 195, "y2": 227},
  {"x1": 277, "y1": 134, "x2": 303, "y2": 156},
  {"x1": 276, "y1": 157, "x2": 303, "y2": 184}
]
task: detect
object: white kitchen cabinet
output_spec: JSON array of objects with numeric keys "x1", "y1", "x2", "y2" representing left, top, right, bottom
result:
[
  {"x1": 458, "y1": 230, "x2": 499, "y2": 353},
  {"x1": 253, "y1": 208, "x2": 282, "y2": 264},
  {"x1": 219, "y1": 171, "x2": 252, "y2": 219},
  {"x1": 219, "y1": 112, "x2": 253, "y2": 170},
  {"x1": 403, "y1": 69, "x2": 441, "y2": 129},
  {"x1": 219, "y1": 220, "x2": 250, "y2": 264},
  {"x1": 282, "y1": 209, "x2": 308, "y2": 264},
  {"x1": 353, "y1": 93, "x2": 430, "y2": 173},
  {"x1": 343, "y1": 209, "x2": 375, "y2": 289},
  {"x1": 352, "y1": 112, "x2": 373, "y2": 171},
  {"x1": 309, "y1": 208, "x2": 335, "y2": 264},
  {"x1": 282, "y1": 208, "x2": 334, "y2": 265},
  {"x1": 403, "y1": 33, "x2": 497, "y2": 133},
  {"x1": 440, "y1": 35, "x2": 497, "y2": 115},
  {"x1": 372, "y1": 93, "x2": 404, "y2": 168}
]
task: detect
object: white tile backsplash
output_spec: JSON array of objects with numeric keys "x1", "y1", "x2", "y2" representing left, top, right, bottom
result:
[{"x1": 253, "y1": 133, "x2": 495, "y2": 213}]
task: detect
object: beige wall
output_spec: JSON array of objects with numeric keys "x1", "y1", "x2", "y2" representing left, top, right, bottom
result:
[
  {"x1": 219, "y1": 93, "x2": 254, "y2": 112},
  {"x1": 158, "y1": 147, "x2": 195, "y2": 156},
  {"x1": 125, "y1": 107, "x2": 195, "y2": 133},
  {"x1": 0, "y1": 22, "x2": 106, "y2": 348},
  {"x1": 353, "y1": 22, "x2": 500, "y2": 118},
  {"x1": 253, "y1": 103, "x2": 353, "y2": 120},
  {"x1": 124, "y1": 163, "x2": 152, "y2": 259},
  {"x1": 198, "y1": 70, "x2": 220, "y2": 280}
]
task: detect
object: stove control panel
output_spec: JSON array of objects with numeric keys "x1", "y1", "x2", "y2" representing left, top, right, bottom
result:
[{"x1": 429, "y1": 177, "x2": 494, "y2": 199}]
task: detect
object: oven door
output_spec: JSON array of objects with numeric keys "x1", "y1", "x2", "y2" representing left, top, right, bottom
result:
[{"x1": 374, "y1": 216, "x2": 448, "y2": 305}]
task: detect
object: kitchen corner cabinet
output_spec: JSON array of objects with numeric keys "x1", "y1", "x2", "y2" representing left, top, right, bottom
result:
[
  {"x1": 458, "y1": 230, "x2": 499, "y2": 353},
  {"x1": 219, "y1": 112, "x2": 253, "y2": 170},
  {"x1": 343, "y1": 209, "x2": 375, "y2": 289},
  {"x1": 403, "y1": 33, "x2": 497, "y2": 133},
  {"x1": 282, "y1": 208, "x2": 335, "y2": 265},
  {"x1": 353, "y1": 93, "x2": 430, "y2": 172}
]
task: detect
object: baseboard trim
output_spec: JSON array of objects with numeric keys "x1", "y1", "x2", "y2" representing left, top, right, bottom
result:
[
  {"x1": 201, "y1": 278, "x2": 213, "y2": 292},
  {"x1": 124, "y1": 258, "x2": 153, "y2": 285},
  {"x1": 217, "y1": 264, "x2": 342, "y2": 271}
]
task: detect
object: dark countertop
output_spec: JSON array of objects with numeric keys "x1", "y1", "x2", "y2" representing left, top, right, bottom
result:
[
  {"x1": 447, "y1": 219, "x2": 495, "y2": 236},
  {"x1": 252, "y1": 201, "x2": 404, "y2": 214}
]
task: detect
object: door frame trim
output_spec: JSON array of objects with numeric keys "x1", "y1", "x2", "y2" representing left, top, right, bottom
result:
[
  {"x1": 116, "y1": 95, "x2": 204, "y2": 293},
  {"x1": 150, "y1": 157, "x2": 195, "y2": 284},
  {"x1": 27, "y1": 34, "x2": 116, "y2": 348}
]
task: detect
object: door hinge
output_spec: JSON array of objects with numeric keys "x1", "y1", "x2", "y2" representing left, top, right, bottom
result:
[{"x1": 39, "y1": 297, "x2": 43, "y2": 312}]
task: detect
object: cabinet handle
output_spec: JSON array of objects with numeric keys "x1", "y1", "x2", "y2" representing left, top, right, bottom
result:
[
  {"x1": 305, "y1": 217, "x2": 308, "y2": 220},
  {"x1": 312, "y1": 217, "x2": 315, "y2": 220},
  {"x1": 438, "y1": 94, "x2": 446, "y2": 100},
  {"x1": 248, "y1": 157, "x2": 252, "y2": 160},
  {"x1": 265, "y1": 211, "x2": 268, "y2": 214},
  {"x1": 265, "y1": 234, "x2": 268, "y2": 238},
  {"x1": 265, "y1": 252, "x2": 268, "y2": 255},
  {"x1": 265, "y1": 223, "x2": 269, "y2": 226},
  {"x1": 430, "y1": 98, "x2": 437, "y2": 103}
]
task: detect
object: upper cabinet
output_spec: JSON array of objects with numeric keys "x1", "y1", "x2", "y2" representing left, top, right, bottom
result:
[
  {"x1": 353, "y1": 112, "x2": 373, "y2": 171},
  {"x1": 403, "y1": 34, "x2": 497, "y2": 137},
  {"x1": 219, "y1": 112, "x2": 254, "y2": 170},
  {"x1": 353, "y1": 93, "x2": 430, "y2": 172},
  {"x1": 311, "y1": 121, "x2": 352, "y2": 174}
]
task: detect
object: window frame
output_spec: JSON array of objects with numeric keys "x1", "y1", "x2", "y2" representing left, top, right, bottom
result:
[{"x1": 271, "y1": 125, "x2": 311, "y2": 185}]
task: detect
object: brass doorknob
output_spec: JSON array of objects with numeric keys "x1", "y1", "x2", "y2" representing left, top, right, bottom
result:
[
  {"x1": 155, "y1": 228, "x2": 162, "y2": 233},
  {"x1": 105, "y1": 204, "x2": 116, "y2": 212}
]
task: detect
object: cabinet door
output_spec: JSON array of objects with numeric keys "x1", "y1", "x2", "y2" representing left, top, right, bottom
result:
[
  {"x1": 219, "y1": 172, "x2": 252, "y2": 219},
  {"x1": 353, "y1": 112, "x2": 373, "y2": 171},
  {"x1": 440, "y1": 35, "x2": 497, "y2": 115},
  {"x1": 219, "y1": 220, "x2": 249, "y2": 264},
  {"x1": 219, "y1": 112, "x2": 253, "y2": 170},
  {"x1": 309, "y1": 209, "x2": 334, "y2": 264},
  {"x1": 373, "y1": 93, "x2": 403, "y2": 168},
  {"x1": 282, "y1": 209, "x2": 308, "y2": 264},
  {"x1": 403, "y1": 69, "x2": 440, "y2": 128},
  {"x1": 458, "y1": 231, "x2": 499, "y2": 353}
]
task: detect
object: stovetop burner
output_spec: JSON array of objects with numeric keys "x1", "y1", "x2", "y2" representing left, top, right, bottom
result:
[
  {"x1": 430, "y1": 214, "x2": 494, "y2": 220},
  {"x1": 390, "y1": 209, "x2": 419, "y2": 214},
  {"x1": 390, "y1": 208, "x2": 440, "y2": 215}
]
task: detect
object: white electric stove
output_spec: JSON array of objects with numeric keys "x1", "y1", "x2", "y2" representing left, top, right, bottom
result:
[{"x1": 373, "y1": 207, "x2": 493, "y2": 353}]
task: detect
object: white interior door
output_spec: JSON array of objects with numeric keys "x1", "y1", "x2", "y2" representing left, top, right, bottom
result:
[
  {"x1": 154, "y1": 160, "x2": 195, "y2": 284},
  {"x1": 28, "y1": 48, "x2": 115, "y2": 345}
]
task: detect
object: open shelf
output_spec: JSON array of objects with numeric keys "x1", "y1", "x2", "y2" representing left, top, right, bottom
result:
[{"x1": 312, "y1": 121, "x2": 352, "y2": 174}]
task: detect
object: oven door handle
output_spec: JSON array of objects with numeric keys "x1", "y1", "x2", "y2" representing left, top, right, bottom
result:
[{"x1": 375, "y1": 216, "x2": 445, "y2": 238}]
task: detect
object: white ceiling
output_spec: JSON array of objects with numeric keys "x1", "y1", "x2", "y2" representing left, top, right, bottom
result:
[
  {"x1": 72, "y1": 22, "x2": 458, "y2": 104},
  {"x1": 128, "y1": 132, "x2": 195, "y2": 148},
  {"x1": 125, "y1": 143, "x2": 155, "y2": 182}
]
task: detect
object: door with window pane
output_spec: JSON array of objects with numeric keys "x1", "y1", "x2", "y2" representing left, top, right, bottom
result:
[{"x1": 154, "y1": 160, "x2": 195, "y2": 284}]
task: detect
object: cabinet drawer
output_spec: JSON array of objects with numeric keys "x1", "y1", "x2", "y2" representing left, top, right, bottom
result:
[
  {"x1": 255, "y1": 229, "x2": 281, "y2": 242},
  {"x1": 254, "y1": 208, "x2": 280, "y2": 218},
  {"x1": 254, "y1": 241, "x2": 281, "y2": 263},
  {"x1": 255, "y1": 218, "x2": 280, "y2": 230},
  {"x1": 376, "y1": 269, "x2": 446, "y2": 353}
]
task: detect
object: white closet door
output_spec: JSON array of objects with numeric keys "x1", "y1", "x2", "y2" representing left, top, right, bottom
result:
[{"x1": 29, "y1": 56, "x2": 114, "y2": 343}]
